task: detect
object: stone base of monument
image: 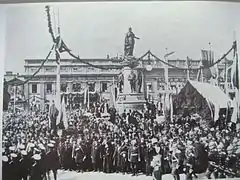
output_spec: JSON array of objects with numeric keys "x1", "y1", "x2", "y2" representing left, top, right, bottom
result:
[{"x1": 116, "y1": 93, "x2": 146, "y2": 114}]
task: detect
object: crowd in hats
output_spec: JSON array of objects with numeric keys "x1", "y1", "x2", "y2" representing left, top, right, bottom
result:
[{"x1": 2, "y1": 101, "x2": 240, "y2": 180}]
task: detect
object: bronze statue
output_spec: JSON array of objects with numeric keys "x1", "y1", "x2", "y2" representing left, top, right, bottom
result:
[
  {"x1": 118, "y1": 72, "x2": 124, "y2": 93},
  {"x1": 128, "y1": 70, "x2": 137, "y2": 93},
  {"x1": 137, "y1": 71, "x2": 142, "y2": 93},
  {"x1": 124, "y1": 27, "x2": 140, "y2": 56}
]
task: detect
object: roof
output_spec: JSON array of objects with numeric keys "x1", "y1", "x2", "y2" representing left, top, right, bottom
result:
[
  {"x1": 7, "y1": 77, "x2": 24, "y2": 85},
  {"x1": 187, "y1": 80, "x2": 232, "y2": 108}
]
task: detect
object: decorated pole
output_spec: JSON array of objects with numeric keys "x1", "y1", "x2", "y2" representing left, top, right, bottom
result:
[
  {"x1": 55, "y1": 8, "x2": 61, "y2": 116},
  {"x1": 56, "y1": 57, "x2": 61, "y2": 113},
  {"x1": 186, "y1": 57, "x2": 190, "y2": 81},
  {"x1": 164, "y1": 48, "x2": 169, "y2": 96},
  {"x1": 13, "y1": 85, "x2": 16, "y2": 113}
]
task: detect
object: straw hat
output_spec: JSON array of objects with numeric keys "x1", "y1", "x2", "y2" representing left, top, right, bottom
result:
[
  {"x1": 19, "y1": 144, "x2": 25, "y2": 150},
  {"x1": 9, "y1": 146, "x2": 15, "y2": 151},
  {"x1": 33, "y1": 154, "x2": 41, "y2": 161},
  {"x1": 28, "y1": 143, "x2": 35, "y2": 148},
  {"x1": 21, "y1": 150, "x2": 27, "y2": 156},
  {"x1": 10, "y1": 153, "x2": 17, "y2": 158},
  {"x1": 2, "y1": 156, "x2": 8, "y2": 162},
  {"x1": 47, "y1": 143, "x2": 54, "y2": 148},
  {"x1": 151, "y1": 138, "x2": 158, "y2": 144},
  {"x1": 50, "y1": 140, "x2": 56, "y2": 144}
]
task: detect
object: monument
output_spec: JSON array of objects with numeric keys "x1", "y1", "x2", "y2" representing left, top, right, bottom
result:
[{"x1": 116, "y1": 27, "x2": 146, "y2": 113}]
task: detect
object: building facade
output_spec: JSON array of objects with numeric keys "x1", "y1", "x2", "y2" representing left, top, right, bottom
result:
[{"x1": 21, "y1": 51, "x2": 231, "y2": 111}]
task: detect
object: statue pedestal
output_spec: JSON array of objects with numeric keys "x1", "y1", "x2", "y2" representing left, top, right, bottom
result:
[
  {"x1": 116, "y1": 66, "x2": 145, "y2": 114},
  {"x1": 116, "y1": 93, "x2": 146, "y2": 114}
]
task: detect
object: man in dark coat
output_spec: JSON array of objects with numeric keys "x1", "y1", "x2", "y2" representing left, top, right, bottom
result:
[
  {"x1": 30, "y1": 154, "x2": 42, "y2": 180},
  {"x1": 49, "y1": 101, "x2": 59, "y2": 135},
  {"x1": 19, "y1": 150, "x2": 30, "y2": 180},
  {"x1": 2, "y1": 155, "x2": 10, "y2": 180},
  {"x1": 91, "y1": 140, "x2": 99, "y2": 171},
  {"x1": 128, "y1": 139, "x2": 140, "y2": 176},
  {"x1": 145, "y1": 142, "x2": 156, "y2": 176},
  {"x1": 46, "y1": 143, "x2": 59, "y2": 180},
  {"x1": 74, "y1": 143, "x2": 86, "y2": 173},
  {"x1": 119, "y1": 140, "x2": 129, "y2": 174}
]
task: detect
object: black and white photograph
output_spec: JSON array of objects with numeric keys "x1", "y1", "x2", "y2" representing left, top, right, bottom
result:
[{"x1": 1, "y1": 1, "x2": 240, "y2": 180}]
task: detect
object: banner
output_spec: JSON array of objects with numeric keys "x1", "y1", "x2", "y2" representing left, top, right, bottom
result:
[{"x1": 61, "y1": 97, "x2": 68, "y2": 129}]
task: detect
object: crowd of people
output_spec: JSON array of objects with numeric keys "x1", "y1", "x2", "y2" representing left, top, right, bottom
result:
[{"x1": 2, "y1": 100, "x2": 240, "y2": 180}]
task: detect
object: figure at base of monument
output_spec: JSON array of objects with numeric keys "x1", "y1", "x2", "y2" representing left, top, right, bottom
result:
[
  {"x1": 128, "y1": 70, "x2": 137, "y2": 93},
  {"x1": 137, "y1": 70, "x2": 142, "y2": 93},
  {"x1": 118, "y1": 72, "x2": 124, "y2": 93}
]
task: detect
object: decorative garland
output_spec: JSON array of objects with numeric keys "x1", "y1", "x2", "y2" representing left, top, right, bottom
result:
[
  {"x1": 15, "y1": 45, "x2": 55, "y2": 86},
  {"x1": 45, "y1": 6, "x2": 56, "y2": 43},
  {"x1": 149, "y1": 42, "x2": 235, "y2": 71},
  {"x1": 15, "y1": 6, "x2": 237, "y2": 88}
]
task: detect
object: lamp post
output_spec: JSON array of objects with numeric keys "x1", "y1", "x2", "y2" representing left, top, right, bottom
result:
[{"x1": 145, "y1": 52, "x2": 153, "y2": 101}]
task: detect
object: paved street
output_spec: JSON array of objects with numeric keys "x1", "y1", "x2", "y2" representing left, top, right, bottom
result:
[{"x1": 48, "y1": 170, "x2": 237, "y2": 180}]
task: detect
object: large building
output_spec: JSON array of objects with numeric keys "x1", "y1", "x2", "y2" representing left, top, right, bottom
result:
[{"x1": 8, "y1": 51, "x2": 231, "y2": 111}]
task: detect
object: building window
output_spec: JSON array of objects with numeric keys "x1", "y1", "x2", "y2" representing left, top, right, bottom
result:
[
  {"x1": 147, "y1": 83, "x2": 152, "y2": 92},
  {"x1": 73, "y1": 83, "x2": 81, "y2": 92},
  {"x1": 61, "y1": 83, "x2": 67, "y2": 92},
  {"x1": 88, "y1": 83, "x2": 95, "y2": 92},
  {"x1": 32, "y1": 84, "x2": 37, "y2": 94},
  {"x1": 102, "y1": 82, "x2": 108, "y2": 92},
  {"x1": 46, "y1": 83, "x2": 52, "y2": 93}
]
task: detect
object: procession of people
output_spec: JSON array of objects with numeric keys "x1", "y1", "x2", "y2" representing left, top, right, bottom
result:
[{"x1": 2, "y1": 98, "x2": 240, "y2": 180}]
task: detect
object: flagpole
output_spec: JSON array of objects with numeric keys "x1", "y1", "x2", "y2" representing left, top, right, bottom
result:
[
  {"x1": 87, "y1": 85, "x2": 90, "y2": 110},
  {"x1": 13, "y1": 85, "x2": 16, "y2": 114},
  {"x1": 224, "y1": 61, "x2": 228, "y2": 95},
  {"x1": 164, "y1": 48, "x2": 169, "y2": 120},
  {"x1": 55, "y1": 8, "x2": 61, "y2": 116},
  {"x1": 164, "y1": 48, "x2": 169, "y2": 97},
  {"x1": 186, "y1": 57, "x2": 190, "y2": 81}
]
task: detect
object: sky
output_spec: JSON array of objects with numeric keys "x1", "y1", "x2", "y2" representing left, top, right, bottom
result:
[{"x1": 2, "y1": 1, "x2": 240, "y2": 74}]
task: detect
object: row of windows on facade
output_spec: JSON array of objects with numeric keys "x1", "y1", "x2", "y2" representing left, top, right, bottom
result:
[{"x1": 31, "y1": 83, "x2": 108, "y2": 94}]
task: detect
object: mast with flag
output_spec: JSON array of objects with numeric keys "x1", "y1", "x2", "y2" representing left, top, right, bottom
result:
[
  {"x1": 231, "y1": 38, "x2": 240, "y2": 124},
  {"x1": 164, "y1": 49, "x2": 175, "y2": 120},
  {"x1": 186, "y1": 56, "x2": 191, "y2": 81},
  {"x1": 55, "y1": 7, "x2": 61, "y2": 126}
]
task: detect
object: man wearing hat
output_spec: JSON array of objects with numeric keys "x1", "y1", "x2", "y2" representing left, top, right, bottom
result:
[
  {"x1": 226, "y1": 145, "x2": 237, "y2": 177},
  {"x1": 19, "y1": 150, "x2": 30, "y2": 180},
  {"x1": 2, "y1": 155, "x2": 10, "y2": 180},
  {"x1": 171, "y1": 148, "x2": 181, "y2": 180},
  {"x1": 9, "y1": 153, "x2": 19, "y2": 180},
  {"x1": 30, "y1": 154, "x2": 42, "y2": 180},
  {"x1": 91, "y1": 139, "x2": 100, "y2": 172},
  {"x1": 206, "y1": 142, "x2": 218, "y2": 179},
  {"x1": 74, "y1": 143, "x2": 86, "y2": 173},
  {"x1": 119, "y1": 139, "x2": 129, "y2": 174},
  {"x1": 46, "y1": 143, "x2": 59, "y2": 180},
  {"x1": 128, "y1": 139, "x2": 140, "y2": 176},
  {"x1": 184, "y1": 147, "x2": 195, "y2": 180},
  {"x1": 144, "y1": 140, "x2": 156, "y2": 176},
  {"x1": 39, "y1": 144, "x2": 48, "y2": 180}
]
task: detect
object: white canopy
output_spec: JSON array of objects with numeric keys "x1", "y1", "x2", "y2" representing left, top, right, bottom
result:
[{"x1": 188, "y1": 80, "x2": 232, "y2": 109}]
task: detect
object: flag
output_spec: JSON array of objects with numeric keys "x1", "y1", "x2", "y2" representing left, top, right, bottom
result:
[
  {"x1": 164, "y1": 51, "x2": 175, "y2": 58},
  {"x1": 201, "y1": 50, "x2": 218, "y2": 81},
  {"x1": 201, "y1": 50, "x2": 214, "y2": 67},
  {"x1": 233, "y1": 53, "x2": 240, "y2": 121},
  {"x1": 170, "y1": 94, "x2": 173, "y2": 122},
  {"x1": 84, "y1": 87, "x2": 88, "y2": 105},
  {"x1": 233, "y1": 53, "x2": 239, "y2": 90}
]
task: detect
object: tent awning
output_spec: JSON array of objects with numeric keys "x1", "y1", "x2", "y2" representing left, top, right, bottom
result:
[{"x1": 188, "y1": 80, "x2": 232, "y2": 108}]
